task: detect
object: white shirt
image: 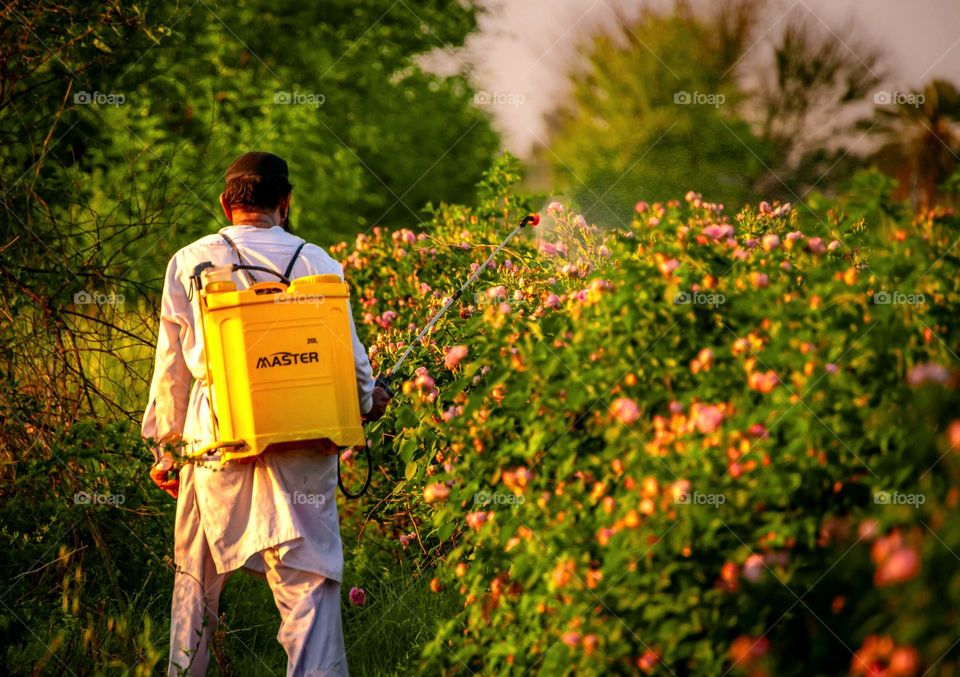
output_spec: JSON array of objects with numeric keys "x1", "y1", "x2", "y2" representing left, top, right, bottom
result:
[{"x1": 141, "y1": 224, "x2": 375, "y2": 581}]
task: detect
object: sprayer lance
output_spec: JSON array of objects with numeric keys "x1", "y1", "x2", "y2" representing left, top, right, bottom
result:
[{"x1": 374, "y1": 213, "x2": 540, "y2": 395}]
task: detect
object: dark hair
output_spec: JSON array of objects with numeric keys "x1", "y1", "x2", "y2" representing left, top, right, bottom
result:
[{"x1": 222, "y1": 174, "x2": 293, "y2": 211}]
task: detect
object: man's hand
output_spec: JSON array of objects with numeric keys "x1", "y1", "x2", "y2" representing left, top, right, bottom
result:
[
  {"x1": 150, "y1": 451, "x2": 180, "y2": 500},
  {"x1": 364, "y1": 386, "x2": 392, "y2": 422}
]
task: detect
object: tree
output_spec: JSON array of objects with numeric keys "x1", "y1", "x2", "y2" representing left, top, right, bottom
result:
[
  {"x1": 0, "y1": 0, "x2": 502, "y2": 423},
  {"x1": 62, "y1": 0, "x2": 500, "y2": 250},
  {"x1": 542, "y1": 2, "x2": 769, "y2": 225},
  {"x1": 542, "y1": 0, "x2": 885, "y2": 223},
  {"x1": 870, "y1": 79, "x2": 960, "y2": 208},
  {"x1": 748, "y1": 9, "x2": 884, "y2": 196}
]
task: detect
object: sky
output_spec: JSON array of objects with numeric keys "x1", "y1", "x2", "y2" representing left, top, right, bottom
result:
[{"x1": 455, "y1": 0, "x2": 960, "y2": 155}]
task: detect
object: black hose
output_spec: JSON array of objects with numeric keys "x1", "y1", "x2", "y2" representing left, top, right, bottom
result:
[{"x1": 338, "y1": 446, "x2": 372, "y2": 499}]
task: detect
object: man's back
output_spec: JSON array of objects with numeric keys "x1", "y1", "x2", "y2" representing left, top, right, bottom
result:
[{"x1": 143, "y1": 224, "x2": 375, "y2": 453}]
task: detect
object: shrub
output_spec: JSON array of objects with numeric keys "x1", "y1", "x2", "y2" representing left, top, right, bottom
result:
[{"x1": 339, "y1": 165, "x2": 960, "y2": 675}]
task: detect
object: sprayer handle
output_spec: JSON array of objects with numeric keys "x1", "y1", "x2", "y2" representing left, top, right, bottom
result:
[{"x1": 375, "y1": 373, "x2": 395, "y2": 398}]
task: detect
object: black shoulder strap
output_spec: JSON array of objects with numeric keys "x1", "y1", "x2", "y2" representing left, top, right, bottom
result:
[
  {"x1": 220, "y1": 233, "x2": 258, "y2": 285},
  {"x1": 283, "y1": 241, "x2": 307, "y2": 281}
]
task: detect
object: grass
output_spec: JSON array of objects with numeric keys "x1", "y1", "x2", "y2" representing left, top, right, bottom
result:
[{"x1": 206, "y1": 563, "x2": 459, "y2": 676}]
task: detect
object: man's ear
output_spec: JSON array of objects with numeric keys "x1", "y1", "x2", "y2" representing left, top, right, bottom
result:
[
  {"x1": 219, "y1": 193, "x2": 233, "y2": 223},
  {"x1": 278, "y1": 192, "x2": 292, "y2": 227}
]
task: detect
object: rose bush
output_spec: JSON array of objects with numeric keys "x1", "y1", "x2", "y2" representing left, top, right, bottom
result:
[{"x1": 336, "y1": 160, "x2": 960, "y2": 675}]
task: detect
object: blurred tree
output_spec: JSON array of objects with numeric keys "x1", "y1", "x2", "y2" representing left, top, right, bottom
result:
[
  {"x1": 870, "y1": 79, "x2": 960, "y2": 209},
  {"x1": 542, "y1": 1, "x2": 770, "y2": 225},
  {"x1": 543, "y1": 0, "x2": 885, "y2": 223},
  {"x1": 747, "y1": 12, "x2": 884, "y2": 199}
]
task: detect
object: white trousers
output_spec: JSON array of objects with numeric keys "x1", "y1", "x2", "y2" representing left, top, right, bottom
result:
[{"x1": 168, "y1": 538, "x2": 348, "y2": 676}]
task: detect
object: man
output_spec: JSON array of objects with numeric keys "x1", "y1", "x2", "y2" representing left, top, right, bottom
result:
[{"x1": 142, "y1": 151, "x2": 390, "y2": 676}]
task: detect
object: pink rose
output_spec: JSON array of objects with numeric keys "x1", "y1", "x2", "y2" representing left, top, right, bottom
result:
[
  {"x1": 806, "y1": 237, "x2": 826, "y2": 255},
  {"x1": 610, "y1": 397, "x2": 641, "y2": 425},
  {"x1": 875, "y1": 547, "x2": 920, "y2": 587},
  {"x1": 703, "y1": 224, "x2": 734, "y2": 240},
  {"x1": 748, "y1": 370, "x2": 779, "y2": 394},
  {"x1": 539, "y1": 241, "x2": 558, "y2": 256},
  {"x1": 465, "y1": 512, "x2": 488, "y2": 531},
  {"x1": 742, "y1": 554, "x2": 765, "y2": 583},
  {"x1": 907, "y1": 363, "x2": 949, "y2": 387},
  {"x1": 658, "y1": 258, "x2": 679, "y2": 275},
  {"x1": 444, "y1": 345, "x2": 469, "y2": 369},
  {"x1": 486, "y1": 285, "x2": 508, "y2": 301},
  {"x1": 691, "y1": 403, "x2": 724, "y2": 434},
  {"x1": 349, "y1": 587, "x2": 366, "y2": 606},
  {"x1": 423, "y1": 482, "x2": 450, "y2": 503}
]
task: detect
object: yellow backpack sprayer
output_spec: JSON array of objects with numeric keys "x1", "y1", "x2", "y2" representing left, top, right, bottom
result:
[{"x1": 189, "y1": 214, "x2": 539, "y2": 498}]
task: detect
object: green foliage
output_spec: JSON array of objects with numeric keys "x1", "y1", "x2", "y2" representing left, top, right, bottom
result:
[
  {"x1": 544, "y1": 5, "x2": 770, "y2": 226},
  {"x1": 3, "y1": 147, "x2": 959, "y2": 675},
  {"x1": 0, "y1": 418, "x2": 170, "y2": 674},
  {"x1": 57, "y1": 0, "x2": 499, "y2": 250},
  {"x1": 0, "y1": 0, "x2": 502, "y2": 443},
  {"x1": 335, "y1": 163, "x2": 960, "y2": 674}
]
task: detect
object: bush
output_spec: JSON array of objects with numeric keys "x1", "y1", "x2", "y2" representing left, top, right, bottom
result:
[
  {"x1": 338, "y1": 162, "x2": 960, "y2": 675},
  {"x1": 5, "y1": 158, "x2": 958, "y2": 674},
  {"x1": 0, "y1": 418, "x2": 169, "y2": 674}
]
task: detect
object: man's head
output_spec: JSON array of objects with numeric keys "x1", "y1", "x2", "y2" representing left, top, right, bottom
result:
[{"x1": 220, "y1": 151, "x2": 293, "y2": 228}]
